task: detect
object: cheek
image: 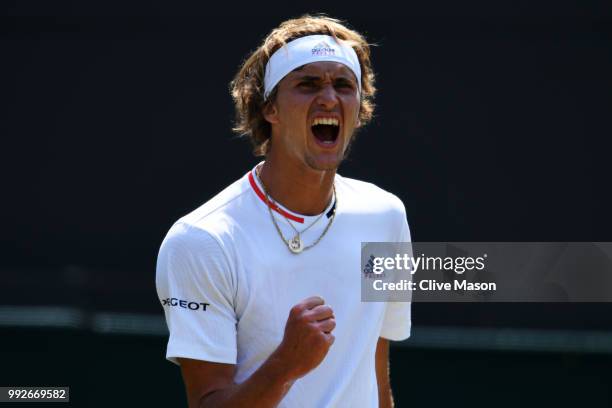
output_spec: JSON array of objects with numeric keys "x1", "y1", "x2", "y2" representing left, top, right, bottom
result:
[
  {"x1": 278, "y1": 96, "x2": 312, "y2": 122},
  {"x1": 344, "y1": 98, "x2": 361, "y2": 125},
  {"x1": 345, "y1": 93, "x2": 360, "y2": 109}
]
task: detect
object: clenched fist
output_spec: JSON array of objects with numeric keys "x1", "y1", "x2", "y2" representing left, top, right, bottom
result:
[{"x1": 271, "y1": 296, "x2": 336, "y2": 381}]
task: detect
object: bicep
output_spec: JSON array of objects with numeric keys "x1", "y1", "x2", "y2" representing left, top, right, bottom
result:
[{"x1": 178, "y1": 358, "x2": 236, "y2": 408}]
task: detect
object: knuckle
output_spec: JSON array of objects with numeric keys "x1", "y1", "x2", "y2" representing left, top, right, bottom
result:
[
  {"x1": 314, "y1": 332, "x2": 327, "y2": 344},
  {"x1": 298, "y1": 312, "x2": 312, "y2": 323}
]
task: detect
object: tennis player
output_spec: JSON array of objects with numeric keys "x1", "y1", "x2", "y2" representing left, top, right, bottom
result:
[{"x1": 156, "y1": 15, "x2": 412, "y2": 408}]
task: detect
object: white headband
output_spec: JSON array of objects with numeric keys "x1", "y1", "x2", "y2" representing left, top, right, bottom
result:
[{"x1": 263, "y1": 34, "x2": 362, "y2": 100}]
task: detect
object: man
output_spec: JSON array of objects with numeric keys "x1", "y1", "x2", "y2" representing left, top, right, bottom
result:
[{"x1": 156, "y1": 15, "x2": 411, "y2": 407}]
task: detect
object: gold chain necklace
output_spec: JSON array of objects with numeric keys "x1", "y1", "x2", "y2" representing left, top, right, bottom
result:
[{"x1": 255, "y1": 166, "x2": 337, "y2": 254}]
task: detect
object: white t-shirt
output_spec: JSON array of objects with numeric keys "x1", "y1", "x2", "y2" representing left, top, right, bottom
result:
[{"x1": 156, "y1": 165, "x2": 411, "y2": 408}]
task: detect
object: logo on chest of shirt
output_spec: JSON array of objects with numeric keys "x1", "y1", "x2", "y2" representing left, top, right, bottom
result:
[
  {"x1": 363, "y1": 254, "x2": 386, "y2": 278},
  {"x1": 161, "y1": 297, "x2": 210, "y2": 311}
]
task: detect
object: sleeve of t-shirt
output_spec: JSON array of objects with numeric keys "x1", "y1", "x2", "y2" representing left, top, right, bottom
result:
[
  {"x1": 156, "y1": 222, "x2": 237, "y2": 365},
  {"x1": 380, "y1": 201, "x2": 412, "y2": 341}
]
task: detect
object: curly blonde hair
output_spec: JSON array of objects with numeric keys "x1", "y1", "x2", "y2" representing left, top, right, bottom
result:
[{"x1": 230, "y1": 15, "x2": 377, "y2": 156}]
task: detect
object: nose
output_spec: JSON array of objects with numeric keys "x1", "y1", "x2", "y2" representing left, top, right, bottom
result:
[{"x1": 315, "y1": 83, "x2": 339, "y2": 110}]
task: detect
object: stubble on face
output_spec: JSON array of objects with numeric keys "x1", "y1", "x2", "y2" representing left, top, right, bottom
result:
[{"x1": 303, "y1": 129, "x2": 358, "y2": 172}]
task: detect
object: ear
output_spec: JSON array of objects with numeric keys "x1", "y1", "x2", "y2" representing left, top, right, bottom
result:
[{"x1": 263, "y1": 102, "x2": 280, "y2": 125}]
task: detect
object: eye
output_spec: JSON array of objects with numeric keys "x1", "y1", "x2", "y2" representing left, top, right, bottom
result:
[
  {"x1": 335, "y1": 81, "x2": 355, "y2": 89},
  {"x1": 298, "y1": 81, "x2": 317, "y2": 88}
]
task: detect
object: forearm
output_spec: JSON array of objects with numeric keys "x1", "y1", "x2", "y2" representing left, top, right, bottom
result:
[
  {"x1": 198, "y1": 354, "x2": 294, "y2": 408},
  {"x1": 376, "y1": 338, "x2": 394, "y2": 408},
  {"x1": 377, "y1": 361, "x2": 394, "y2": 408},
  {"x1": 378, "y1": 381, "x2": 394, "y2": 408}
]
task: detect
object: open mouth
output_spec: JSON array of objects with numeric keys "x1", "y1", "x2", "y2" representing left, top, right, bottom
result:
[{"x1": 311, "y1": 118, "x2": 340, "y2": 146}]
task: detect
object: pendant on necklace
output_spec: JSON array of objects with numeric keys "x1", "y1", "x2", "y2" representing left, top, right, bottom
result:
[{"x1": 288, "y1": 234, "x2": 303, "y2": 254}]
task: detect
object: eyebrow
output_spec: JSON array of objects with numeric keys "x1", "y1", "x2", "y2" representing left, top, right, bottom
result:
[
  {"x1": 293, "y1": 75, "x2": 355, "y2": 83},
  {"x1": 295, "y1": 75, "x2": 322, "y2": 81}
]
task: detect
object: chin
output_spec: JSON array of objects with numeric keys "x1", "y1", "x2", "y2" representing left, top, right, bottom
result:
[{"x1": 305, "y1": 155, "x2": 343, "y2": 172}]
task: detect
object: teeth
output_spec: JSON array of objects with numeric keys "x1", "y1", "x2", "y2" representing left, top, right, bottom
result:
[{"x1": 312, "y1": 117, "x2": 339, "y2": 126}]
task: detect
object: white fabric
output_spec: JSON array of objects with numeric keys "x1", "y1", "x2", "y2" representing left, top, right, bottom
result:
[
  {"x1": 264, "y1": 34, "x2": 362, "y2": 99},
  {"x1": 156, "y1": 165, "x2": 411, "y2": 408}
]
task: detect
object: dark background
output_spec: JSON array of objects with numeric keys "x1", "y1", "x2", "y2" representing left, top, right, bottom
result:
[{"x1": 2, "y1": 1, "x2": 612, "y2": 407}]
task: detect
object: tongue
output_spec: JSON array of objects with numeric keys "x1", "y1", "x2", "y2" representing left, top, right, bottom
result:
[{"x1": 312, "y1": 125, "x2": 337, "y2": 142}]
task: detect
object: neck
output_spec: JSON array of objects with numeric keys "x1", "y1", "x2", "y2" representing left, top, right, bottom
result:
[{"x1": 258, "y1": 157, "x2": 336, "y2": 216}]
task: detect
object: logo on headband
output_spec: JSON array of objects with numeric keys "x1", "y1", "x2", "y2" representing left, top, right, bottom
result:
[{"x1": 312, "y1": 41, "x2": 336, "y2": 57}]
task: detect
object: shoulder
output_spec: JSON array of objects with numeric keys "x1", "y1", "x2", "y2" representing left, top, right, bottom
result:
[
  {"x1": 179, "y1": 174, "x2": 251, "y2": 235},
  {"x1": 164, "y1": 171, "x2": 258, "y2": 250},
  {"x1": 335, "y1": 174, "x2": 410, "y2": 241},
  {"x1": 336, "y1": 174, "x2": 407, "y2": 218},
  {"x1": 158, "y1": 172, "x2": 253, "y2": 266},
  {"x1": 157, "y1": 213, "x2": 237, "y2": 293}
]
